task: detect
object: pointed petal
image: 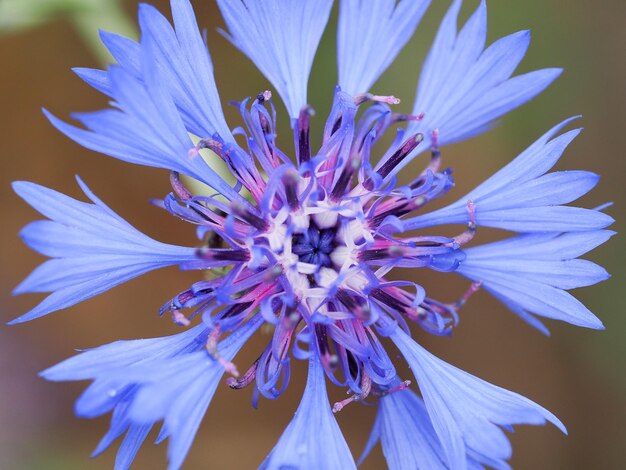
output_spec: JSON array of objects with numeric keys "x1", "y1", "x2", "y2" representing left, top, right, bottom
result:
[
  {"x1": 45, "y1": 5, "x2": 243, "y2": 198},
  {"x1": 99, "y1": 30, "x2": 141, "y2": 74},
  {"x1": 73, "y1": 67, "x2": 112, "y2": 95},
  {"x1": 402, "y1": 120, "x2": 613, "y2": 233},
  {"x1": 337, "y1": 0, "x2": 431, "y2": 95},
  {"x1": 461, "y1": 269, "x2": 605, "y2": 329},
  {"x1": 489, "y1": 290, "x2": 551, "y2": 335},
  {"x1": 445, "y1": 68, "x2": 562, "y2": 142},
  {"x1": 138, "y1": 0, "x2": 233, "y2": 139},
  {"x1": 11, "y1": 180, "x2": 197, "y2": 323},
  {"x1": 383, "y1": 1, "x2": 559, "y2": 177},
  {"x1": 374, "y1": 384, "x2": 511, "y2": 470},
  {"x1": 261, "y1": 352, "x2": 356, "y2": 470},
  {"x1": 412, "y1": 0, "x2": 558, "y2": 143},
  {"x1": 82, "y1": 1, "x2": 232, "y2": 141},
  {"x1": 41, "y1": 325, "x2": 207, "y2": 381},
  {"x1": 217, "y1": 0, "x2": 333, "y2": 118},
  {"x1": 457, "y1": 230, "x2": 611, "y2": 329},
  {"x1": 43, "y1": 316, "x2": 262, "y2": 470},
  {"x1": 390, "y1": 327, "x2": 565, "y2": 469},
  {"x1": 377, "y1": 387, "x2": 449, "y2": 469},
  {"x1": 461, "y1": 258, "x2": 609, "y2": 290},
  {"x1": 465, "y1": 231, "x2": 615, "y2": 261},
  {"x1": 114, "y1": 424, "x2": 152, "y2": 470}
]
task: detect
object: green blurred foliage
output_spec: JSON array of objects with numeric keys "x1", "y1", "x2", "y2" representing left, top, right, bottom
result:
[{"x1": 0, "y1": 0, "x2": 137, "y2": 61}]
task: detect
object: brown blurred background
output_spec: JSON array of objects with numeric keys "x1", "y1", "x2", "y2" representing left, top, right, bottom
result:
[{"x1": 1, "y1": 1, "x2": 624, "y2": 469}]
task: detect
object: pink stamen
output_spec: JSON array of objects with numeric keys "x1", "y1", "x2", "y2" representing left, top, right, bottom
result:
[
  {"x1": 354, "y1": 93, "x2": 401, "y2": 106},
  {"x1": 454, "y1": 281, "x2": 482, "y2": 309},
  {"x1": 218, "y1": 357, "x2": 239, "y2": 377},
  {"x1": 332, "y1": 396, "x2": 355, "y2": 413},
  {"x1": 171, "y1": 310, "x2": 190, "y2": 326},
  {"x1": 405, "y1": 111, "x2": 425, "y2": 122},
  {"x1": 431, "y1": 128, "x2": 440, "y2": 150},
  {"x1": 188, "y1": 138, "x2": 225, "y2": 163},
  {"x1": 452, "y1": 199, "x2": 477, "y2": 247},
  {"x1": 227, "y1": 359, "x2": 258, "y2": 389},
  {"x1": 187, "y1": 147, "x2": 200, "y2": 160},
  {"x1": 332, "y1": 372, "x2": 372, "y2": 413},
  {"x1": 169, "y1": 171, "x2": 192, "y2": 201},
  {"x1": 374, "y1": 380, "x2": 412, "y2": 397},
  {"x1": 206, "y1": 325, "x2": 240, "y2": 378},
  {"x1": 387, "y1": 111, "x2": 424, "y2": 125}
]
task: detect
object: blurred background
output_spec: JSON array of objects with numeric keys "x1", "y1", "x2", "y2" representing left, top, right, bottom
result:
[{"x1": 0, "y1": 0, "x2": 624, "y2": 468}]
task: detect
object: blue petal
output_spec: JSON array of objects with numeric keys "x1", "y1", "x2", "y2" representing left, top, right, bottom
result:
[
  {"x1": 459, "y1": 232, "x2": 613, "y2": 331},
  {"x1": 375, "y1": 386, "x2": 449, "y2": 469},
  {"x1": 370, "y1": 383, "x2": 511, "y2": 470},
  {"x1": 337, "y1": 0, "x2": 431, "y2": 95},
  {"x1": 454, "y1": 123, "x2": 581, "y2": 199},
  {"x1": 11, "y1": 179, "x2": 198, "y2": 323},
  {"x1": 42, "y1": 325, "x2": 207, "y2": 382},
  {"x1": 390, "y1": 327, "x2": 565, "y2": 470},
  {"x1": 474, "y1": 170, "x2": 599, "y2": 211},
  {"x1": 416, "y1": 0, "x2": 488, "y2": 116},
  {"x1": 444, "y1": 68, "x2": 562, "y2": 142},
  {"x1": 135, "y1": 315, "x2": 262, "y2": 470},
  {"x1": 124, "y1": 354, "x2": 227, "y2": 470},
  {"x1": 261, "y1": 352, "x2": 356, "y2": 470},
  {"x1": 73, "y1": 67, "x2": 112, "y2": 95},
  {"x1": 43, "y1": 315, "x2": 263, "y2": 470},
  {"x1": 402, "y1": 119, "x2": 614, "y2": 233},
  {"x1": 412, "y1": 0, "x2": 559, "y2": 143},
  {"x1": 114, "y1": 424, "x2": 152, "y2": 470},
  {"x1": 45, "y1": 8, "x2": 243, "y2": 199},
  {"x1": 461, "y1": 258, "x2": 609, "y2": 290},
  {"x1": 100, "y1": 30, "x2": 141, "y2": 74},
  {"x1": 473, "y1": 207, "x2": 612, "y2": 232},
  {"x1": 217, "y1": 0, "x2": 333, "y2": 118},
  {"x1": 489, "y1": 291, "x2": 551, "y2": 336},
  {"x1": 382, "y1": 0, "x2": 560, "y2": 177},
  {"x1": 138, "y1": 0, "x2": 233, "y2": 139},
  {"x1": 464, "y1": 231, "x2": 615, "y2": 261},
  {"x1": 87, "y1": 395, "x2": 151, "y2": 470},
  {"x1": 459, "y1": 268, "x2": 605, "y2": 329},
  {"x1": 77, "y1": 1, "x2": 232, "y2": 141},
  {"x1": 43, "y1": 323, "x2": 208, "y2": 469},
  {"x1": 74, "y1": 379, "x2": 131, "y2": 418}
]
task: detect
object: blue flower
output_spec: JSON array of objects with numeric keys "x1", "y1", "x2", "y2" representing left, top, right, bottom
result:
[{"x1": 13, "y1": 0, "x2": 612, "y2": 469}]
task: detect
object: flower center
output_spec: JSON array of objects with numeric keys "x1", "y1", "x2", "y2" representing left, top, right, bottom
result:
[
  {"x1": 292, "y1": 225, "x2": 336, "y2": 267},
  {"x1": 160, "y1": 87, "x2": 485, "y2": 408}
]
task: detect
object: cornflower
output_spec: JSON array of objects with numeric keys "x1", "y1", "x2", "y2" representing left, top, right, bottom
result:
[{"x1": 12, "y1": 1, "x2": 614, "y2": 469}]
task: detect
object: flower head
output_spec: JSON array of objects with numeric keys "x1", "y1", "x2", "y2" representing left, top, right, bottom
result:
[{"x1": 13, "y1": 0, "x2": 613, "y2": 469}]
